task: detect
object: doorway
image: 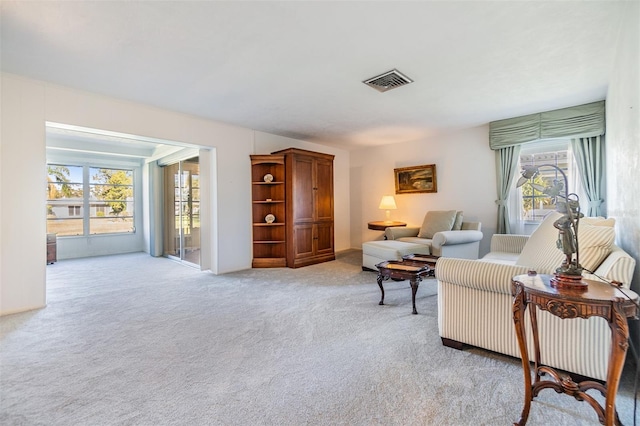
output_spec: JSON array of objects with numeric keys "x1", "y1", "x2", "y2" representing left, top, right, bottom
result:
[{"x1": 163, "y1": 157, "x2": 201, "y2": 266}]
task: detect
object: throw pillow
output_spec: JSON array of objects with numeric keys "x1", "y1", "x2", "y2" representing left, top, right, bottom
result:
[
  {"x1": 516, "y1": 212, "x2": 564, "y2": 274},
  {"x1": 417, "y1": 210, "x2": 457, "y2": 239},
  {"x1": 577, "y1": 223, "x2": 615, "y2": 273},
  {"x1": 516, "y1": 211, "x2": 615, "y2": 274},
  {"x1": 581, "y1": 217, "x2": 615, "y2": 227},
  {"x1": 452, "y1": 211, "x2": 464, "y2": 231}
]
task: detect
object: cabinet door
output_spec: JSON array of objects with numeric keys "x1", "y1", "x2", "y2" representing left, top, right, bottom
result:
[
  {"x1": 292, "y1": 224, "x2": 314, "y2": 259},
  {"x1": 292, "y1": 156, "x2": 314, "y2": 223},
  {"x1": 315, "y1": 222, "x2": 334, "y2": 256},
  {"x1": 315, "y1": 159, "x2": 333, "y2": 221}
]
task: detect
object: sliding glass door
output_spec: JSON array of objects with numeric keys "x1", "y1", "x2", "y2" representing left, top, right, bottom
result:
[{"x1": 163, "y1": 157, "x2": 200, "y2": 266}]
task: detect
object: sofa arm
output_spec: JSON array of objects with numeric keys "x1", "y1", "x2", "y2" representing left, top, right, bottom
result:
[
  {"x1": 584, "y1": 245, "x2": 636, "y2": 289},
  {"x1": 435, "y1": 257, "x2": 530, "y2": 295},
  {"x1": 490, "y1": 234, "x2": 529, "y2": 254},
  {"x1": 432, "y1": 230, "x2": 483, "y2": 250},
  {"x1": 385, "y1": 226, "x2": 420, "y2": 240}
]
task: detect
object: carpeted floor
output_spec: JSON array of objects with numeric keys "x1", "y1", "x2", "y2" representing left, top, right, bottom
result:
[{"x1": 0, "y1": 250, "x2": 637, "y2": 425}]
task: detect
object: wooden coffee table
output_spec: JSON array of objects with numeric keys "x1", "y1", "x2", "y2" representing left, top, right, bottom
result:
[
  {"x1": 375, "y1": 260, "x2": 433, "y2": 314},
  {"x1": 402, "y1": 253, "x2": 439, "y2": 272}
]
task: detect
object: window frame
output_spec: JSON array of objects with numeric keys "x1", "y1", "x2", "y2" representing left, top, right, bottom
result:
[{"x1": 46, "y1": 162, "x2": 138, "y2": 237}]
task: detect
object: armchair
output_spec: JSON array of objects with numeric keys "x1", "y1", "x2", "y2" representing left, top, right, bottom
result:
[
  {"x1": 362, "y1": 210, "x2": 483, "y2": 271},
  {"x1": 385, "y1": 221, "x2": 483, "y2": 258}
]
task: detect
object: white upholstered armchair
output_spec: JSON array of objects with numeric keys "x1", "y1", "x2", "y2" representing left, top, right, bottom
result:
[{"x1": 362, "y1": 210, "x2": 483, "y2": 271}]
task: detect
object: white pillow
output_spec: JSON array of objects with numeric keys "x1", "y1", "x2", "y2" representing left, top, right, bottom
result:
[
  {"x1": 452, "y1": 211, "x2": 464, "y2": 231},
  {"x1": 516, "y1": 212, "x2": 564, "y2": 274},
  {"x1": 577, "y1": 222, "x2": 615, "y2": 273},
  {"x1": 581, "y1": 217, "x2": 615, "y2": 227},
  {"x1": 417, "y1": 210, "x2": 457, "y2": 239},
  {"x1": 516, "y1": 211, "x2": 615, "y2": 274}
]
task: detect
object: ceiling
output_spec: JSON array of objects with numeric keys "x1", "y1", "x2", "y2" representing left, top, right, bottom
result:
[
  {"x1": 1, "y1": 1, "x2": 627, "y2": 151},
  {"x1": 45, "y1": 123, "x2": 188, "y2": 162}
]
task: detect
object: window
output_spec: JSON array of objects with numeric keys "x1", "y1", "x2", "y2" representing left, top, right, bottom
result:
[
  {"x1": 68, "y1": 205, "x2": 81, "y2": 216},
  {"x1": 519, "y1": 149, "x2": 569, "y2": 222},
  {"x1": 510, "y1": 139, "x2": 586, "y2": 233},
  {"x1": 47, "y1": 164, "x2": 135, "y2": 236}
]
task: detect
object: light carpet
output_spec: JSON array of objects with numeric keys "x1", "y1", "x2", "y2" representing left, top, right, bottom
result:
[{"x1": 0, "y1": 250, "x2": 637, "y2": 425}]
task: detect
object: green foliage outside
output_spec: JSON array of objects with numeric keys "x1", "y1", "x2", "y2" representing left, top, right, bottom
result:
[
  {"x1": 92, "y1": 169, "x2": 133, "y2": 218},
  {"x1": 521, "y1": 174, "x2": 551, "y2": 214},
  {"x1": 47, "y1": 165, "x2": 76, "y2": 198}
]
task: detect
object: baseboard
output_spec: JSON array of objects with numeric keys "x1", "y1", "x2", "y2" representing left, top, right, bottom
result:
[{"x1": 0, "y1": 303, "x2": 46, "y2": 317}]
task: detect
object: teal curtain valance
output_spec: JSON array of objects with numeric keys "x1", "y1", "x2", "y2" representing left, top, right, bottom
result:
[{"x1": 489, "y1": 100, "x2": 605, "y2": 150}]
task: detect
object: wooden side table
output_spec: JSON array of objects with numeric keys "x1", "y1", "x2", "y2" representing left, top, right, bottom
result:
[
  {"x1": 511, "y1": 273, "x2": 639, "y2": 426},
  {"x1": 367, "y1": 221, "x2": 406, "y2": 231}
]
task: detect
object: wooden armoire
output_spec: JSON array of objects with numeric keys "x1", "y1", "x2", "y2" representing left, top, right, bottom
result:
[{"x1": 272, "y1": 148, "x2": 335, "y2": 268}]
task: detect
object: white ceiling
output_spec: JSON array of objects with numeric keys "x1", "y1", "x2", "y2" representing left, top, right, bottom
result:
[{"x1": 1, "y1": 1, "x2": 626, "y2": 150}]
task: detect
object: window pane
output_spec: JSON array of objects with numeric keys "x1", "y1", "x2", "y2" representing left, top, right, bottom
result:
[
  {"x1": 89, "y1": 167, "x2": 134, "y2": 227},
  {"x1": 46, "y1": 218, "x2": 83, "y2": 236},
  {"x1": 89, "y1": 168, "x2": 132, "y2": 183},
  {"x1": 47, "y1": 183, "x2": 83, "y2": 200},
  {"x1": 90, "y1": 217, "x2": 134, "y2": 234},
  {"x1": 47, "y1": 164, "x2": 82, "y2": 185},
  {"x1": 519, "y1": 149, "x2": 569, "y2": 223},
  {"x1": 47, "y1": 201, "x2": 83, "y2": 218}
]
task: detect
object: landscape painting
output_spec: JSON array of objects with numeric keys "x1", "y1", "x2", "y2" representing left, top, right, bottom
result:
[{"x1": 394, "y1": 164, "x2": 437, "y2": 194}]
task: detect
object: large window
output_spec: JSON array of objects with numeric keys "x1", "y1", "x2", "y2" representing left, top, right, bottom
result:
[{"x1": 47, "y1": 164, "x2": 135, "y2": 236}]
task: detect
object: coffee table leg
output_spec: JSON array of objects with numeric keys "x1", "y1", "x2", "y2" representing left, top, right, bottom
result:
[
  {"x1": 410, "y1": 277, "x2": 420, "y2": 314},
  {"x1": 377, "y1": 273, "x2": 385, "y2": 305}
]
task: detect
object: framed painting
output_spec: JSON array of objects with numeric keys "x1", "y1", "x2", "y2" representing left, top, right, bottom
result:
[{"x1": 394, "y1": 164, "x2": 437, "y2": 194}]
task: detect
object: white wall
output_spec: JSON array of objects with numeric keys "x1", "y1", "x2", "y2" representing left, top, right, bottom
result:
[
  {"x1": 253, "y1": 131, "x2": 351, "y2": 253},
  {"x1": 350, "y1": 125, "x2": 496, "y2": 256},
  {"x1": 1, "y1": 74, "x2": 352, "y2": 315},
  {"x1": 605, "y1": 0, "x2": 640, "y2": 354}
]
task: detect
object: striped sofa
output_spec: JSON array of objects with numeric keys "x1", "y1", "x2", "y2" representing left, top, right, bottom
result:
[{"x1": 436, "y1": 212, "x2": 636, "y2": 381}]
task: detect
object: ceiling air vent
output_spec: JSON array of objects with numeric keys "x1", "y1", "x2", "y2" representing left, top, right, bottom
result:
[{"x1": 363, "y1": 69, "x2": 413, "y2": 93}]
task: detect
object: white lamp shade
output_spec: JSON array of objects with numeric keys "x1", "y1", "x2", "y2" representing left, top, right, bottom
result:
[{"x1": 378, "y1": 195, "x2": 397, "y2": 210}]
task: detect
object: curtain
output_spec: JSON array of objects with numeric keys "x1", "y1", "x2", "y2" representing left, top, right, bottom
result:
[
  {"x1": 490, "y1": 101, "x2": 606, "y2": 232},
  {"x1": 571, "y1": 136, "x2": 605, "y2": 216},
  {"x1": 495, "y1": 145, "x2": 521, "y2": 234},
  {"x1": 489, "y1": 101, "x2": 605, "y2": 149}
]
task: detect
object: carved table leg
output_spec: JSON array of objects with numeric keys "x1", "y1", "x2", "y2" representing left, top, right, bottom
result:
[
  {"x1": 410, "y1": 276, "x2": 421, "y2": 314},
  {"x1": 512, "y1": 282, "x2": 532, "y2": 425},
  {"x1": 604, "y1": 300, "x2": 630, "y2": 426},
  {"x1": 377, "y1": 273, "x2": 386, "y2": 306}
]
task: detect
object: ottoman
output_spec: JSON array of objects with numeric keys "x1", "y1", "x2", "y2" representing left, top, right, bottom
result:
[{"x1": 362, "y1": 240, "x2": 430, "y2": 271}]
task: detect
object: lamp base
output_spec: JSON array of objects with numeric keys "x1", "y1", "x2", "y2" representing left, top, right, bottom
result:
[{"x1": 550, "y1": 272, "x2": 588, "y2": 292}]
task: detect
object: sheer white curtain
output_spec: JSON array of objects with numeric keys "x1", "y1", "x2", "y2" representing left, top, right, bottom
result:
[
  {"x1": 509, "y1": 139, "x2": 587, "y2": 235},
  {"x1": 567, "y1": 144, "x2": 589, "y2": 217}
]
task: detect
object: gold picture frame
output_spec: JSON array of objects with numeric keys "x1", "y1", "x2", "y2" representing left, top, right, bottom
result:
[{"x1": 394, "y1": 164, "x2": 437, "y2": 194}]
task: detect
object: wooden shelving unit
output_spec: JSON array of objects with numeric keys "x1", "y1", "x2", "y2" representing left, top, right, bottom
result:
[{"x1": 250, "y1": 155, "x2": 286, "y2": 267}]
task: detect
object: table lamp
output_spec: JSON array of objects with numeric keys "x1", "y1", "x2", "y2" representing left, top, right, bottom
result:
[
  {"x1": 378, "y1": 195, "x2": 397, "y2": 223},
  {"x1": 516, "y1": 164, "x2": 585, "y2": 290}
]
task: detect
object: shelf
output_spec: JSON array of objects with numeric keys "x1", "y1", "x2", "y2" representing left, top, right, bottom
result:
[{"x1": 251, "y1": 154, "x2": 287, "y2": 268}]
